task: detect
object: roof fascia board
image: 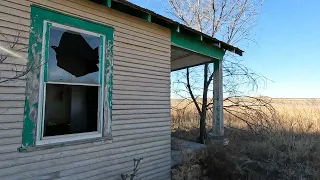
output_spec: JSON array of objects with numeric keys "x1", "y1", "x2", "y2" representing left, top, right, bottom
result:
[
  {"x1": 171, "y1": 30, "x2": 225, "y2": 59},
  {"x1": 89, "y1": 0, "x2": 242, "y2": 56}
]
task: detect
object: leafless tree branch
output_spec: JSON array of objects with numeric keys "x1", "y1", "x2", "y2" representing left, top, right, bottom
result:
[{"x1": 168, "y1": 0, "x2": 266, "y2": 142}]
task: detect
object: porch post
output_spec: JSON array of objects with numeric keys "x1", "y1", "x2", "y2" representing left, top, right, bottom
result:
[{"x1": 212, "y1": 59, "x2": 224, "y2": 136}]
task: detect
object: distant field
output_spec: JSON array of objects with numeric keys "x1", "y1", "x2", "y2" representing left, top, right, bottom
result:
[
  {"x1": 171, "y1": 98, "x2": 320, "y2": 133},
  {"x1": 171, "y1": 98, "x2": 320, "y2": 179}
]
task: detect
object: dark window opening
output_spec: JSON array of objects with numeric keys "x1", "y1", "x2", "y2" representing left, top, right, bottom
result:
[
  {"x1": 51, "y1": 31, "x2": 99, "y2": 77},
  {"x1": 48, "y1": 26, "x2": 100, "y2": 84},
  {"x1": 43, "y1": 84, "x2": 98, "y2": 137}
]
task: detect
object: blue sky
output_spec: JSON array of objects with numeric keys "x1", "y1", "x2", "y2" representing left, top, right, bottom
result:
[{"x1": 129, "y1": 0, "x2": 320, "y2": 98}]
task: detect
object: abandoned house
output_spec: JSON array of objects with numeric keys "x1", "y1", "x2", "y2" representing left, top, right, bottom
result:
[{"x1": 0, "y1": 0, "x2": 242, "y2": 179}]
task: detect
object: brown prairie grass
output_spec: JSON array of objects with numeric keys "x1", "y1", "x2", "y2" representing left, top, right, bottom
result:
[{"x1": 171, "y1": 98, "x2": 320, "y2": 180}]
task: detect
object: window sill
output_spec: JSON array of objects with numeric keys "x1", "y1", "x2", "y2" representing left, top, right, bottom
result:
[{"x1": 18, "y1": 136, "x2": 112, "y2": 152}]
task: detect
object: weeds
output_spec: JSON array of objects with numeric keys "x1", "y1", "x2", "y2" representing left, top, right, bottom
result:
[
  {"x1": 171, "y1": 98, "x2": 320, "y2": 179},
  {"x1": 120, "y1": 158, "x2": 143, "y2": 180}
]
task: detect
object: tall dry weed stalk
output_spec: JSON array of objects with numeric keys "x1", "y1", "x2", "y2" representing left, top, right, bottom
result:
[{"x1": 171, "y1": 98, "x2": 320, "y2": 179}]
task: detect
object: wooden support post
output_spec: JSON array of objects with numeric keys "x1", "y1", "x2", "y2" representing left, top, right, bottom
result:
[{"x1": 213, "y1": 59, "x2": 224, "y2": 136}]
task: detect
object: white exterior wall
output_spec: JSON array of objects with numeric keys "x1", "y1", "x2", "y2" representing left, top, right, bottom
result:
[{"x1": 0, "y1": 0, "x2": 171, "y2": 179}]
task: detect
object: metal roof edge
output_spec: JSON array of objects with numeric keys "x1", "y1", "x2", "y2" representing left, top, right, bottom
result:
[{"x1": 90, "y1": 0, "x2": 244, "y2": 56}]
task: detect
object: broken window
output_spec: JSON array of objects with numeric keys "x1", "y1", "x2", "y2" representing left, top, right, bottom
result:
[
  {"x1": 37, "y1": 22, "x2": 107, "y2": 143},
  {"x1": 48, "y1": 26, "x2": 100, "y2": 84},
  {"x1": 21, "y1": 7, "x2": 114, "y2": 148}
]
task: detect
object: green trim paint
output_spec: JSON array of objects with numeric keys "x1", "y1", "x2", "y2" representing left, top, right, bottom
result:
[
  {"x1": 21, "y1": 99, "x2": 35, "y2": 147},
  {"x1": 171, "y1": 30, "x2": 225, "y2": 59},
  {"x1": 21, "y1": 5, "x2": 114, "y2": 148},
  {"x1": 144, "y1": 14, "x2": 152, "y2": 22},
  {"x1": 106, "y1": 0, "x2": 112, "y2": 7}
]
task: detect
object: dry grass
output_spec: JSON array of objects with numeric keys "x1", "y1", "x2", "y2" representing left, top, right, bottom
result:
[{"x1": 171, "y1": 98, "x2": 320, "y2": 180}]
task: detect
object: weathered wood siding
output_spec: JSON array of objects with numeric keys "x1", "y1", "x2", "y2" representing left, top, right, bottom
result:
[{"x1": 0, "y1": 0, "x2": 171, "y2": 179}]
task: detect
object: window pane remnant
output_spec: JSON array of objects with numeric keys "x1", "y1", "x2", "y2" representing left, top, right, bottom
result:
[
  {"x1": 48, "y1": 26, "x2": 100, "y2": 84},
  {"x1": 44, "y1": 84, "x2": 98, "y2": 137}
]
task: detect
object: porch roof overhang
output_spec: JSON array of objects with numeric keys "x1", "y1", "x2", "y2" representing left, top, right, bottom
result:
[
  {"x1": 90, "y1": 0, "x2": 244, "y2": 70},
  {"x1": 170, "y1": 31, "x2": 225, "y2": 71}
]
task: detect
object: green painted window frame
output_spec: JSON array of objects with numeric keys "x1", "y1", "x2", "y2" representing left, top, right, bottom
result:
[{"x1": 21, "y1": 5, "x2": 114, "y2": 150}]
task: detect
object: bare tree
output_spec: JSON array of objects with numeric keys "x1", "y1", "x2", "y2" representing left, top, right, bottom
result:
[
  {"x1": 0, "y1": 27, "x2": 32, "y2": 84},
  {"x1": 0, "y1": 26, "x2": 33, "y2": 116},
  {"x1": 168, "y1": 0, "x2": 268, "y2": 143}
]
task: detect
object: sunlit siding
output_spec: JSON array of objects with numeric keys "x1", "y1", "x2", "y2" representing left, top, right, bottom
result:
[{"x1": 0, "y1": 0, "x2": 171, "y2": 179}]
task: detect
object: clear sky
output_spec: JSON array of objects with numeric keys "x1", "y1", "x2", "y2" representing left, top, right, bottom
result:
[{"x1": 129, "y1": 0, "x2": 320, "y2": 98}]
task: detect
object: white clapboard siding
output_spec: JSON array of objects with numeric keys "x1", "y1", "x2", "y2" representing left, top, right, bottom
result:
[
  {"x1": 0, "y1": 141, "x2": 170, "y2": 179},
  {"x1": 0, "y1": 63, "x2": 26, "y2": 72},
  {"x1": 0, "y1": 131, "x2": 170, "y2": 162},
  {"x1": 0, "y1": 114, "x2": 24, "y2": 123},
  {"x1": 55, "y1": 150, "x2": 170, "y2": 179},
  {"x1": 0, "y1": 34, "x2": 29, "y2": 45},
  {"x1": 0, "y1": 86, "x2": 25, "y2": 94},
  {"x1": 57, "y1": 153, "x2": 171, "y2": 180},
  {"x1": 0, "y1": 137, "x2": 169, "y2": 171},
  {"x1": 0, "y1": 0, "x2": 30, "y2": 12},
  {"x1": 114, "y1": 65, "x2": 170, "y2": 77},
  {"x1": 114, "y1": 80, "x2": 169, "y2": 88},
  {"x1": 0, "y1": 94, "x2": 25, "y2": 101},
  {"x1": 0, "y1": 70, "x2": 26, "y2": 79},
  {"x1": 0, "y1": 56, "x2": 28, "y2": 66},
  {"x1": 0, "y1": 137, "x2": 22, "y2": 146},
  {"x1": 83, "y1": 160, "x2": 171, "y2": 180},
  {"x1": 113, "y1": 121, "x2": 170, "y2": 131},
  {"x1": 113, "y1": 75, "x2": 170, "y2": 86},
  {"x1": 113, "y1": 117, "x2": 170, "y2": 125},
  {"x1": 113, "y1": 104, "x2": 170, "y2": 110},
  {"x1": 0, "y1": 0, "x2": 172, "y2": 179},
  {"x1": 0, "y1": 129, "x2": 22, "y2": 138},
  {"x1": 0, "y1": 80, "x2": 26, "y2": 87},
  {"x1": 115, "y1": 51, "x2": 170, "y2": 65},
  {"x1": 113, "y1": 100, "x2": 171, "y2": 105},
  {"x1": 0, "y1": 122, "x2": 23, "y2": 130},
  {"x1": 0, "y1": 144, "x2": 22, "y2": 154},
  {"x1": 0, "y1": 40, "x2": 27, "y2": 54},
  {"x1": 114, "y1": 56, "x2": 170, "y2": 69},
  {"x1": 49, "y1": 0, "x2": 171, "y2": 39},
  {"x1": 0, "y1": 101, "x2": 25, "y2": 108},
  {"x1": 113, "y1": 130, "x2": 170, "y2": 142},
  {"x1": 113, "y1": 113, "x2": 170, "y2": 121}
]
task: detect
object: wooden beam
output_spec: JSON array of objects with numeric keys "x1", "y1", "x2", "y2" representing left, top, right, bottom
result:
[
  {"x1": 171, "y1": 31, "x2": 225, "y2": 59},
  {"x1": 89, "y1": 0, "x2": 111, "y2": 7},
  {"x1": 212, "y1": 60, "x2": 224, "y2": 136}
]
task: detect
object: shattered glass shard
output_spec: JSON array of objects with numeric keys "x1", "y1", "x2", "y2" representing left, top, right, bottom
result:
[{"x1": 51, "y1": 31, "x2": 99, "y2": 77}]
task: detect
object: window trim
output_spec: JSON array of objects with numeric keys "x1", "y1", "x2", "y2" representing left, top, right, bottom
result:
[
  {"x1": 21, "y1": 5, "x2": 114, "y2": 149},
  {"x1": 36, "y1": 21, "x2": 106, "y2": 145}
]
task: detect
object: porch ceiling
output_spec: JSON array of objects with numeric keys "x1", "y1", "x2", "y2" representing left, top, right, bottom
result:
[{"x1": 171, "y1": 46, "x2": 214, "y2": 71}]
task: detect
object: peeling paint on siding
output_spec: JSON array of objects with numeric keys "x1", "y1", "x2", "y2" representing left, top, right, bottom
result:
[
  {"x1": 21, "y1": 18, "x2": 44, "y2": 147},
  {"x1": 104, "y1": 39, "x2": 113, "y2": 137}
]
